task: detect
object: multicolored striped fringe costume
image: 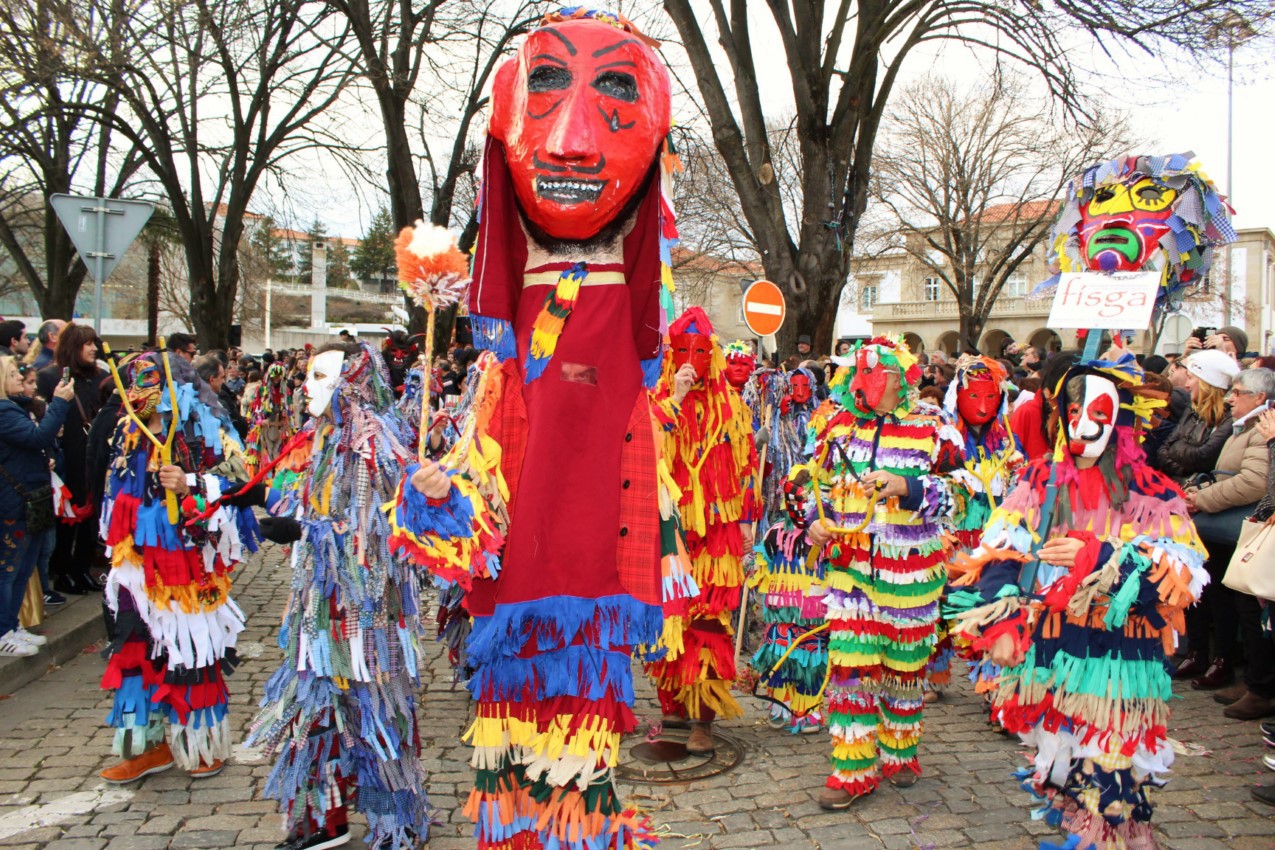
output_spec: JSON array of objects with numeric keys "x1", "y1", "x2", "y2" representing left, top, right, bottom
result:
[
  {"x1": 247, "y1": 346, "x2": 431, "y2": 848},
  {"x1": 801, "y1": 339, "x2": 960, "y2": 795},
  {"x1": 100, "y1": 355, "x2": 257, "y2": 770},
  {"x1": 749, "y1": 376, "x2": 828, "y2": 733},
  {"x1": 244, "y1": 363, "x2": 294, "y2": 475},
  {"x1": 931, "y1": 356, "x2": 1022, "y2": 695},
  {"x1": 646, "y1": 310, "x2": 757, "y2": 723},
  {"x1": 945, "y1": 357, "x2": 1207, "y2": 850}
]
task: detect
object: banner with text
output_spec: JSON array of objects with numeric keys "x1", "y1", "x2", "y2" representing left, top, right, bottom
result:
[{"x1": 1046, "y1": 271, "x2": 1161, "y2": 330}]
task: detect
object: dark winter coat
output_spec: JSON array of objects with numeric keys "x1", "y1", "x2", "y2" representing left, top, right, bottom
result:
[{"x1": 0, "y1": 395, "x2": 69, "y2": 521}]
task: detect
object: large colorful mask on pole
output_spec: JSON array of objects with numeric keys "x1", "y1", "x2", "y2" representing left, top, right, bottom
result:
[
  {"x1": 1050, "y1": 153, "x2": 1236, "y2": 311},
  {"x1": 489, "y1": 11, "x2": 671, "y2": 241},
  {"x1": 831, "y1": 335, "x2": 922, "y2": 419}
]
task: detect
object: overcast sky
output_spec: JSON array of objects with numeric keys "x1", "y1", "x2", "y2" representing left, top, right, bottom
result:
[{"x1": 307, "y1": 14, "x2": 1273, "y2": 244}]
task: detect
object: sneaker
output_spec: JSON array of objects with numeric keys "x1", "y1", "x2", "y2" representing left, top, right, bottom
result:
[
  {"x1": 43, "y1": 591, "x2": 67, "y2": 607},
  {"x1": 0, "y1": 630, "x2": 38, "y2": 657},
  {"x1": 1265, "y1": 753, "x2": 1275, "y2": 772},
  {"x1": 1262, "y1": 720, "x2": 1275, "y2": 737},
  {"x1": 99, "y1": 742, "x2": 174, "y2": 784},
  {"x1": 13, "y1": 628, "x2": 47, "y2": 646},
  {"x1": 1255, "y1": 784, "x2": 1275, "y2": 807},
  {"x1": 275, "y1": 825, "x2": 350, "y2": 850},
  {"x1": 189, "y1": 759, "x2": 224, "y2": 779}
]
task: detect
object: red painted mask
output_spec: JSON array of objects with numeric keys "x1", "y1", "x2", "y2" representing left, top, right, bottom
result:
[
  {"x1": 725, "y1": 358, "x2": 755, "y2": 389},
  {"x1": 849, "y1": 347, "x2": 900, "y2": 414},
  {"x1": 1078, "y1": 177, "x2": 1178, "y2": 272},
  {"x1": 671, "y1": 333, "x2": 713, "y2": 380},
  {"x1": 956, "y1": 378, "x2": 1001, "y2": 426},
  {"x1": 790, "y1": 373, "x2": 812, "y2": 404},
  {"x1": 489, "y1": 20, "x2": 671, "y2": 241}
]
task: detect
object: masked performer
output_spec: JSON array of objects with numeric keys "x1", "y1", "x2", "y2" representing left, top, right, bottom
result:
[
  {"x1": 929, "y1": 356, "x2": 1022, "y2": 700},
  {"x1": 945, "y1": 356, "x2": 1206, "y2": 850},
  {"x1": 389, "y1": 10, "x2": 694, "y2": 850},
  {"x1": 382, "y1": 329, "x2": 422, "y2": 397},
  {"x1": 98, "y1": 353, "x2": 258, "y2": 784},
  {"x1": 795, "y1": 336, "x2": 960, "y2": 810},
  {"x1": 245, "y1": 362, "x2": 294, "y2": 474},
  {"x1": 644, "y1": 309, "x2": 757, "y2": 754},
  {"x1": 247, "y1": 343, "x2": 427, "y2": 850},
  {"x1": 749, "y1": 366, "x2": 829, "y2": 733}
]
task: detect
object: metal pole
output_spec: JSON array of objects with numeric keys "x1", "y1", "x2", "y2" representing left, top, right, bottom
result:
[
  {"x1": 1225, "y1": 40, "x2": 1235, "y2": 325},
  {"x1": 94, "y1": 203, "x2": 107, "y2": 332},
  {"x1": 265, "y1": 277, "x2": 273, "y2": 351}
]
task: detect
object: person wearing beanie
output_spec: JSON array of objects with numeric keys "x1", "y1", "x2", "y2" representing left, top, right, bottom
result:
[
  {"x1": 1185, "y1": 325, "x2": 1249, "y2": 360},
  {"x1": 1219, "y1": 325, "x2": 1249, "y2": 357}
]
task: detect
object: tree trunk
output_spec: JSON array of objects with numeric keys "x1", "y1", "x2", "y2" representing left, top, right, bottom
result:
[
  {"x1": 381, "y1": 95, "x2": 425, "y2": 231},
  {"x1": 147, "y1": 242, "x2": 160, "y2": 346}
]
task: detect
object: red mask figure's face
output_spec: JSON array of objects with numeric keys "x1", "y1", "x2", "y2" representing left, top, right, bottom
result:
[
  {"x1": 490, "y1": 21, "x2": 671, "y2": 241},
  {"x1": 849, "y1": 347, "x2": 901, "y2": 415},
  {"x1": 725, "y1": 358, "x2": 754, "y2": 389},
  {"x1": 671, "y1": 333, "x2": 713, "y2": 380},
  {"x1": 956, "y1": 378, "x2": 1001, "y2": 426},
  {"x1": 1078, "y1": 177, "x2": 1178, "y2": 272},
  {"x1": 1065, "y1": 374, "x2": 1120, "y2": 458},
  {"x1": 790, "y1": 373, "x2": 812, "y2": 404}
]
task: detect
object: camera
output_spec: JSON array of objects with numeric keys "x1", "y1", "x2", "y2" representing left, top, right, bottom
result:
[{"x1": 1191, "y1": 327, "x2": 1215, "y2": 343}]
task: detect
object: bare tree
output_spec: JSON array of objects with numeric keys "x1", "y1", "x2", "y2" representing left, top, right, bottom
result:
[
  {"x1": 0, "y1": 0, "x2": 144, "y2": 319},
  {"x1": 59, "y1": 0, "x2": 359, "y2": 348},
  {"x1": 661, "y1": 0, "x2": 1272, "y2": 353},
  {"x1": 872, "y1": 73, "x2": 1132, "y2": 352}
]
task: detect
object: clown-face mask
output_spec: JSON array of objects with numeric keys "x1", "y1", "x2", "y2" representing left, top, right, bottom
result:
[
  {"x1": 957, "y1": 378, "x2": 1002, "y2": 427},
  {"x1": 489, "y1": 20, "x2": 672, "y2": 241},
  {"x1": 128, "y1": 360, "x2": 163, "y2": 420},
  {"x1": 1064, "y1": 374, "x2": 1120, "y2": 458},
  {"x1": 790, "y1": 372, "x2": 812, "y2": 404},
  {"x1": 305, "y1": 350, "x2": 345, "y2": 418},
  {"x1": 849, "y1": 348, "x2": 902, "y2": 415},
  {"x1": 671, "y1": 333, "x2": 713, "y2": 380},
  {"x1": 724, "y1": 356, "x2": 755, "y2": 390},
  {"x1": 1078, "y1": 177, "x2": 1178, "y2": 272}
]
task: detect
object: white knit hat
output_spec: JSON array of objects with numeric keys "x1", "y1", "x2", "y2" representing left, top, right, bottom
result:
[{"x1": 1184, "y1": 349, "x2": 1241, "y2": 390}]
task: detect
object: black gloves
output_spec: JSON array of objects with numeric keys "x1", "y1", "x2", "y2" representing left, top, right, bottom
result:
[
  {"x1": 222, "y1": 482, "x2": 268, "y2": 508},
  {"x1": 258, "y1": 516, "x2": 303, "y2": 544}
]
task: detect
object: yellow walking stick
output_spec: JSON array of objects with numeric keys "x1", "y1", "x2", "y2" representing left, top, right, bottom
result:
[{"x1": 157, "y1": 337, "x2": 182, "y2": 524}]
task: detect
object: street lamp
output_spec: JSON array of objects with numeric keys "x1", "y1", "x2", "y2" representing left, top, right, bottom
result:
[{"x1": 1210, "y1": 12, "x2": 1257, "y2": 324}]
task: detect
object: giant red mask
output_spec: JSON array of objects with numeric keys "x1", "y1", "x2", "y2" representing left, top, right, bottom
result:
[
  {"x1": 956, "y1": 378, "x2": 1001, "y2": 426},
  {"x1": 790, "y1": 372, "x2": 812, "y2": 404},
  {"x1": 489, "y1": 20, "x2": 672, "y2": 241},
  {"x1": 671, "y1": 333, "x2": 713, "y2": 380}
]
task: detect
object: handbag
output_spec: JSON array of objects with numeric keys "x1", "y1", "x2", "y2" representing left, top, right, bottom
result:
[
  {"x1": 1223, "y1": 516, "x2": 1275, "y2": 601},
  {"x1": 0, "y1": 464, "x2": 55, "y2": 534}
]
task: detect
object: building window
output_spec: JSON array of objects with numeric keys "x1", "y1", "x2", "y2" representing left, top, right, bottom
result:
[
  {"x1": 860, "y1": 283, "x2": 878, "y2": 311},
  {"x1": 923, "y1": 277, "x2": 941, "y2": 302},
  {"x1": 1005, "y1": 272, "x2": 1028, "y2": 297}
]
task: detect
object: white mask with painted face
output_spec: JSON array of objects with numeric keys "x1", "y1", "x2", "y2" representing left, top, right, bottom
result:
[
  {"x1": 305, "y1": 350, "x2": 345, "y2": 417},
  {"x1": 1065, "y1": 374, "x2": 1120, "y2": 459}
]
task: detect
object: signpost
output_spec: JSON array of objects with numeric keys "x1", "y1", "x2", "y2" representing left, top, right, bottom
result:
[
  {"x1": 49, "y1": 195, "x2": 155, "y2": 331},
  {"x1": 741, "y1": 279, "x2": 786, "y2": 338}
]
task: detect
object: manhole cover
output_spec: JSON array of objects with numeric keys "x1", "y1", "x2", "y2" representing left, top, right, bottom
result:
[{"x1": 615, "y1": 721, "x2": 745, "y2": 784}]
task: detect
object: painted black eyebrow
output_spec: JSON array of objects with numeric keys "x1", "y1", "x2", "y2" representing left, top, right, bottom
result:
[
  {"x1": 530, "y1": 53, "x2": 568, "y2": 66},
  {"x1": 543, "y1": 27, "x2": 577, "y2": 56},
  {"x1": 597, "y1": 60, "x2": 637, "y2": 70},
  {"x1": 592, "y1": 38, "x2": 638, "y2": 57}
]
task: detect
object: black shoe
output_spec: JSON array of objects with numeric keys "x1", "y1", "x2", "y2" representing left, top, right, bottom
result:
[
  {"x1": 1261, "y1": 720, "x2": 1275, "y2": 737},
  {"x1": 79, "y1": 574, "x2": 106, "y2": 593},
  {"x1": 275, "y1": 826, "x2": 350, "y2": 850},
  {"x1": 1171, "y1": 651, "x2": 1208, "y2": 680},
  {"x1": 53, "y1": 577, "x2": 86, "y2": 596},
  {"x1": 1191, "y1": 658, "x2": 1235, "y2": 690},
  {"x1": 43, "y1": 591, "x2": 67, "y2": 607},
  {"x1": 1253, "y1": 784, "x2": 1275, "y2": 807}
]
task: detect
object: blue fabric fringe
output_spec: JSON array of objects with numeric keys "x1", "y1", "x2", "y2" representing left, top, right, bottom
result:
[{"x1": 471, "y1": 315, "x2": 515, "y2": 362}]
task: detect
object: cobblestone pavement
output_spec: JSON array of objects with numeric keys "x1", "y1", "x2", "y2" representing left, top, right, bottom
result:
[{"x1": 0, "y1": 546, "x2": 1271, "y2": 850}]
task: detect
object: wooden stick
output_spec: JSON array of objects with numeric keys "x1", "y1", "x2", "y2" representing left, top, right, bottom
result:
[
  {"x1": 418, "y1": 305, "x2": 436, "y2": 464},
  {"x1": 158, "y1": 337, "x2": 181, "y2": 525}
]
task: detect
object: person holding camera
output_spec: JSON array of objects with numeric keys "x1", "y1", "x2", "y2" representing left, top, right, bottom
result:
[
  {"x1": 0, "y1": 356, "x2": 73, "y2": 655},
  {"x1": 1184, "y1": 324, "x2": 1248, "y2": 361}
]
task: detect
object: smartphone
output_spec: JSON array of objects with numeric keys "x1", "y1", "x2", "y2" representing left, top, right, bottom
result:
[
  {"x1": 61, "y1": 367, "x2": 70, "y2": 383},
  {"x1": 1191, "y1": 328, "x2": 1209, "y2": 342}
]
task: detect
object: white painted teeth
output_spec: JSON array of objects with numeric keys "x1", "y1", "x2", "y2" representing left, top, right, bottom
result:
[{"x1": 540, "y1": 180, "x2": 599, "y2": 191}]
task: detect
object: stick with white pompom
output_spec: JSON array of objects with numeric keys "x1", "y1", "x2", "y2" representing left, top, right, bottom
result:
[{"x1": 394, "y1": 222, "x2": 471, "y2": 462}]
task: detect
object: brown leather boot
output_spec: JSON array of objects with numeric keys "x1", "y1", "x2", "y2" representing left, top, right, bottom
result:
[
  {"x1": 1213, "y1": 682, "x2": 1248, "y2": 705},
  {"x1": 685, "y1": 721, "x2": 715, "y2": 755},
  {"x1": 817, "y1": 785, "x2": 861, "y2": 811},
  {"x1": 1223, "y1": 692, "x2": 1275, "y2": 721},
  {"x1": 99, "y1": 743, "x2": 174, "y2": 784}
]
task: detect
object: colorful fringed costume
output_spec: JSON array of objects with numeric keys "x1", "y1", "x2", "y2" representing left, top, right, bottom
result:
[
  {"x1": 932, "y1": 355, "x2": 1023, "y2": 694},
  {"x1": 800, "y1": 337, "x2": 961, "y2": 799},
  {"x1": 244, "y1": 363, "x2": 294, "y2": 474},
  {"x1": 247, "y1": 344, "x2": 430, "y2": 849},
  {"x1": 749, "y1": 369, "x2": 829, "y2": 732},
  {"x1": 944, "y1": 355, "x2": 1206, "y2": 850},
  {"x1": 100, "y1": 354, "x2": 257, "y2": 772},
  {"x1": 388, "y1": 10, "x2": 692, "y2": 849},
  {"x1": 646, "y1": 309, "x2": 757, "y2": 725}
]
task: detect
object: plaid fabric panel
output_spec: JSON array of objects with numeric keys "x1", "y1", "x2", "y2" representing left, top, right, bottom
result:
[{"x1": 614, "y1": 393, "x2": 661, "y2": 606}]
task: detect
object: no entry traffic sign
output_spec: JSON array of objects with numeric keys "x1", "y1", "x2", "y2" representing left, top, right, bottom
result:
[{"x1": 742, "y1": 279, "x2": 785, "y2": 337}]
